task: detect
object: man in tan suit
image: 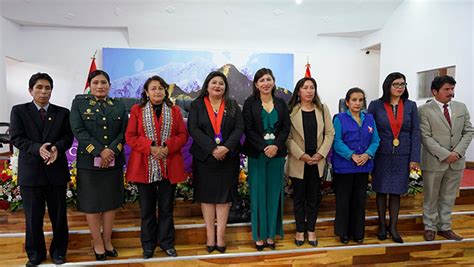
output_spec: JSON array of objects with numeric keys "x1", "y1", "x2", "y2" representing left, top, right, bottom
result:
[{"x1": 419, "y1": 75, "x2": 473, "y2": 241}]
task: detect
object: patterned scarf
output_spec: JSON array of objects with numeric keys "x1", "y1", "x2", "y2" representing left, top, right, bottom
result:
[{"x1": 142, "y1": 101, "x2": 173, "y2": 183}]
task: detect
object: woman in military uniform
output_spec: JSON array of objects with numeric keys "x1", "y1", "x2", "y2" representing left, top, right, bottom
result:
[{"x1": 70, "y1": 70, "x2": 128, "y2": 261}]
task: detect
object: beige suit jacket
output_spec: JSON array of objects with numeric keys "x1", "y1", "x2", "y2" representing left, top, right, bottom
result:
[
  {"x1": 285, "y1": 103, "x2": 335, "y2": 179},
  {"x1": 419, "y1": 100, "x2": 473, "y2": 171}
]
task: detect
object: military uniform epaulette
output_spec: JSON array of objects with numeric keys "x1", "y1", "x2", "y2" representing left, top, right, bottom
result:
[
  {"x1": 73, "y1": 95, "x2": 121, "y2": 107},
  {"x1": 74, "y1": 94, "x2": 119, "y2": 101},
  {"x1": 74, "y1": 94, "x2": 91, "y2": 100}
]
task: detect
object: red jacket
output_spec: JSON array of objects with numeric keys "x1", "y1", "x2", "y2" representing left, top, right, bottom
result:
[{"x1": 125, "y1": 104, "x2": 188, "y2": 184}]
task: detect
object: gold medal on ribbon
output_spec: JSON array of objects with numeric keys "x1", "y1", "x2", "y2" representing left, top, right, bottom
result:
[
  {"x1": 393, "y1": 138, "x2": 400, "y2": 147},
  {"x1": 215, "y1": 137, "x2": 221, "y2": 144}
]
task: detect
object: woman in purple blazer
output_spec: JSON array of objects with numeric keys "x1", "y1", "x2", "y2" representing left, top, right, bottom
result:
[{"x1": 367, "y1": 72, "x2": 421, "y2": 244}]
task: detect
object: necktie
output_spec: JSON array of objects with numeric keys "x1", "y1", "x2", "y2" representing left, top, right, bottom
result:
[
  {"x1": 39, "y1": 108, "x2": 46, "y2": 121},
  {"x1": 443, "y1": 104, "x2": 451, "y2": 127},
  {"x1": 99, "y1": 101, "x2": 106, "y2": 112}
]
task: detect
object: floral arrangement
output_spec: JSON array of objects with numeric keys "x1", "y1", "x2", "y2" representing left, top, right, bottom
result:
[
  {"x1": 0, "y1": 149, "x2": 21, "y2": 211},
  {"x1": 1, "y1": 149, "x2": 424, "y2": 212},
  {"x1": 408, "y1": 167, "x2": 423, "y2": 195},
  {"x1": 174, "y1": 176, "x2": 194, "y2": 201},
  {"x1": 0, "y1": 160, "x2": 21, "y2": 211},
  {"x1": 66, "y1": 161, "x2": 78, "y2": 207}
]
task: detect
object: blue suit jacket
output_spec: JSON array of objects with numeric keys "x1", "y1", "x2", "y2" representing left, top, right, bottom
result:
[{"x1": 367, "y1": 99, "x2": 421, "y2": 163}]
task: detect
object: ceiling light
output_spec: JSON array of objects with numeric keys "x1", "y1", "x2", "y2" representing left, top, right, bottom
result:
[
  {"x1": 114, "y1": 7, "x2": 122, "y2": 16},
  {"x1": 165, "y1": 5, "x2": 176, "y2": 14},
  {"x1": 273, "y1": 8, "x2": 283, "y2": 16},
  {"x1": 64, "y1": 13, "x2": 76, "y2": 20},
  {"x1": 295, "y1": 0, "x2": 302, "y2": 4}
]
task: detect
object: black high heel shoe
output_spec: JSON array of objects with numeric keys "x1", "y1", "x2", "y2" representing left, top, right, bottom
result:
[
  {"x1": 308, "y1": 239, "x2": 318, "y2": 247},
  {"x1": 266, "y1": 240, "x2": 276, "y2": 250},
  {"x1": 295, "y1": 232, "x2": 305, "y2": 246},
  {"x1": 307, "y1": 232, "x2": 318, "y2": 247},
  {"x1": 206, "y1": 245, "x2": 216, "y2": 253},
  {"x1": 255, "y1": 241, "x2": 265, "y2": 251},
  {"x1": 93, "y1": 247, "x2": 107, "y2": 261},
  {"x1": 267, "y1": 243, "x2": 276, "y2": 250},
  {"x1": 105, "y1": 249, "x2": 118, "y2": 257},
  {"x1": 388, "y1": 229, "x2": 404, "y2": 243},
  {"x1": 294, "y1": 238, "x2": 305, "y2": 246},
  {"x1": 377, "y1": 225, "x2": 387, "y2": 241},
  {"x1": 216, "y1": 245, "x2": 226, "y2": 253}
]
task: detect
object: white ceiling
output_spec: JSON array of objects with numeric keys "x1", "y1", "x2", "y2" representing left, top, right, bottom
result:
[{"x1": 1, "y1": 0, "x2": 403, "y2": 39}]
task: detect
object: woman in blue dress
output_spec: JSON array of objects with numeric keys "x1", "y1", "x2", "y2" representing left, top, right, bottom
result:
[{"x1": 367, "y1": 72, "x2": 421, "y2": 243}]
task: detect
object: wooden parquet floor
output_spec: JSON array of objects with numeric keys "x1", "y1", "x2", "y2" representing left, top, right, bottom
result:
[{"x1": 1, "y1": 189, "x2": 474, "y2": 266}]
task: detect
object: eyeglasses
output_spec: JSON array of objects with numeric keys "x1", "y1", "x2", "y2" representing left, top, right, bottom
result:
[{"x1": 392, "y1": 82, "x2": 407, "y2": 89}]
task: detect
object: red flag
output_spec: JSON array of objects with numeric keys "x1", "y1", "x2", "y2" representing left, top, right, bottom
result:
[
  {"x1": 305, "y1": 60, "x2": 311, "y2": 78},
  {"x1": 84, "y1": 52, "x2": 97, "y2": 93}
]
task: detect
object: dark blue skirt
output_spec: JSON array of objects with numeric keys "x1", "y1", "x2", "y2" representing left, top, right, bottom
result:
[{"x1": 372, "y1": 154, "x2": 409, "y2": 195}]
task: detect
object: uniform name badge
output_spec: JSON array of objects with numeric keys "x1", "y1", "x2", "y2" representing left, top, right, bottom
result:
[{"x1": 393, "y1": 138, "x2": 400, "y2": 147}]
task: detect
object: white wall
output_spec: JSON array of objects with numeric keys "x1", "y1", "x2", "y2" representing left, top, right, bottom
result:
[
  {"x1": 1, "y1": 20, "x2": 379, "y2": 118},
  {"x1": 2, "y1": 21, "x2": 129, "y2": 110},
  {"x1": 364, "y1": 0, "x2": 474, "y2": 160},
  {"x1": 0, "y1": 17, "x2": 8, "y2": 154},
  {"x1": 0, "y1": 17, "x2": 7, "y2": 122},
  {"x1": 295, "y1": 37, "x2": 380, "y2": 114}
]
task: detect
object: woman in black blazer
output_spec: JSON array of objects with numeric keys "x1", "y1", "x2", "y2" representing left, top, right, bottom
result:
[
  {"x1": 188, "y1": 71, "x2": 244, "y2": 253},
  {"x1": 242, "y1": 68, "x2": 290, "y2": 251}
]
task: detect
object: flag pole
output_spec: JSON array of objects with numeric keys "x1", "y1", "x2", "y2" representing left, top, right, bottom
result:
[{"x1": 84, "y1": 50, "x2": 98, "y2": 93}]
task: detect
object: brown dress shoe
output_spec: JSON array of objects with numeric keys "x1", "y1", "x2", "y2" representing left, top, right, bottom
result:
[
  {"x1": 423, "y1": 230, "x2": 436, "y2": 241},
  {"x1": 437, "y1": 230, "x2": 463, "y2": 241}
]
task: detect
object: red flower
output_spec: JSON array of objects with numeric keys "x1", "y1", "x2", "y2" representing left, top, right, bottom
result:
[
  {"x1": 0, "y1": 200, "x2": 10, "y2": 210},
  {"x1": 0, "y1": 172, "x2": 11, "y2": 183}
]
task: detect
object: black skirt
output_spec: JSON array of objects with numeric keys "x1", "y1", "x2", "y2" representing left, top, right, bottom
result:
[
  {"x1": 76, "y1": 168, "x2": 124, "y2": 213},
  {"x1": 192, "y1": 155, "x2": 239, "y2": 204}
]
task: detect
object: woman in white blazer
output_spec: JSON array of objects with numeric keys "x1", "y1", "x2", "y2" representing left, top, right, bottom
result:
[{"x1": 285, "y1": 77, "x2": 335, "y2": 247}]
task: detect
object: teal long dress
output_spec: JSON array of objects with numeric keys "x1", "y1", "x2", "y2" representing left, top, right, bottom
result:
[{"x1": 248, "y1": 108, "x2": 285, "y2": 241}]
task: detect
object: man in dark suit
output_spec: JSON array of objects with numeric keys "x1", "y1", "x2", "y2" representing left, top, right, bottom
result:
[{"x1": 10, "y1": 73, "x2": 73, "y2": 266}]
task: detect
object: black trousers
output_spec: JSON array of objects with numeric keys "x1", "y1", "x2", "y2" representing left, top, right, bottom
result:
[
  {"x1": 137, "y1": 179, "x2": 176, "y2": 251},
  {"x1": 333, "y1": 172, "x2": 369, "y2": 239},
  {"x1": 20, "y1": 185, "x2": 69, "y2": 262},
  {"x1": 291, "y1": 163, "x2": 320, "y2": 232}
]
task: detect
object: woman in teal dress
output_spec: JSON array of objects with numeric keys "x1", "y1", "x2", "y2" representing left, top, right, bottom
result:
[{"x1": 242, "y1": 68, "x2": 291, "y2": 251}]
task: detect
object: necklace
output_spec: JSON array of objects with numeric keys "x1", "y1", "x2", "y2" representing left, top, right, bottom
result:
[
  {"x1": 261, "y1": 98, "x2": 274, "y2": 113},
  {"x1": 210, "y1": 100, "x2": 222, "y2": 112},
  {"x1": 261, "y1": 98, "x2": 273, "y2": 106}
]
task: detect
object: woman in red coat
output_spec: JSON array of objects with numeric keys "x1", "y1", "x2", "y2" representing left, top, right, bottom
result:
[{"x1": 125, "y1": 75, "x2": 188, "y2": 259}]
